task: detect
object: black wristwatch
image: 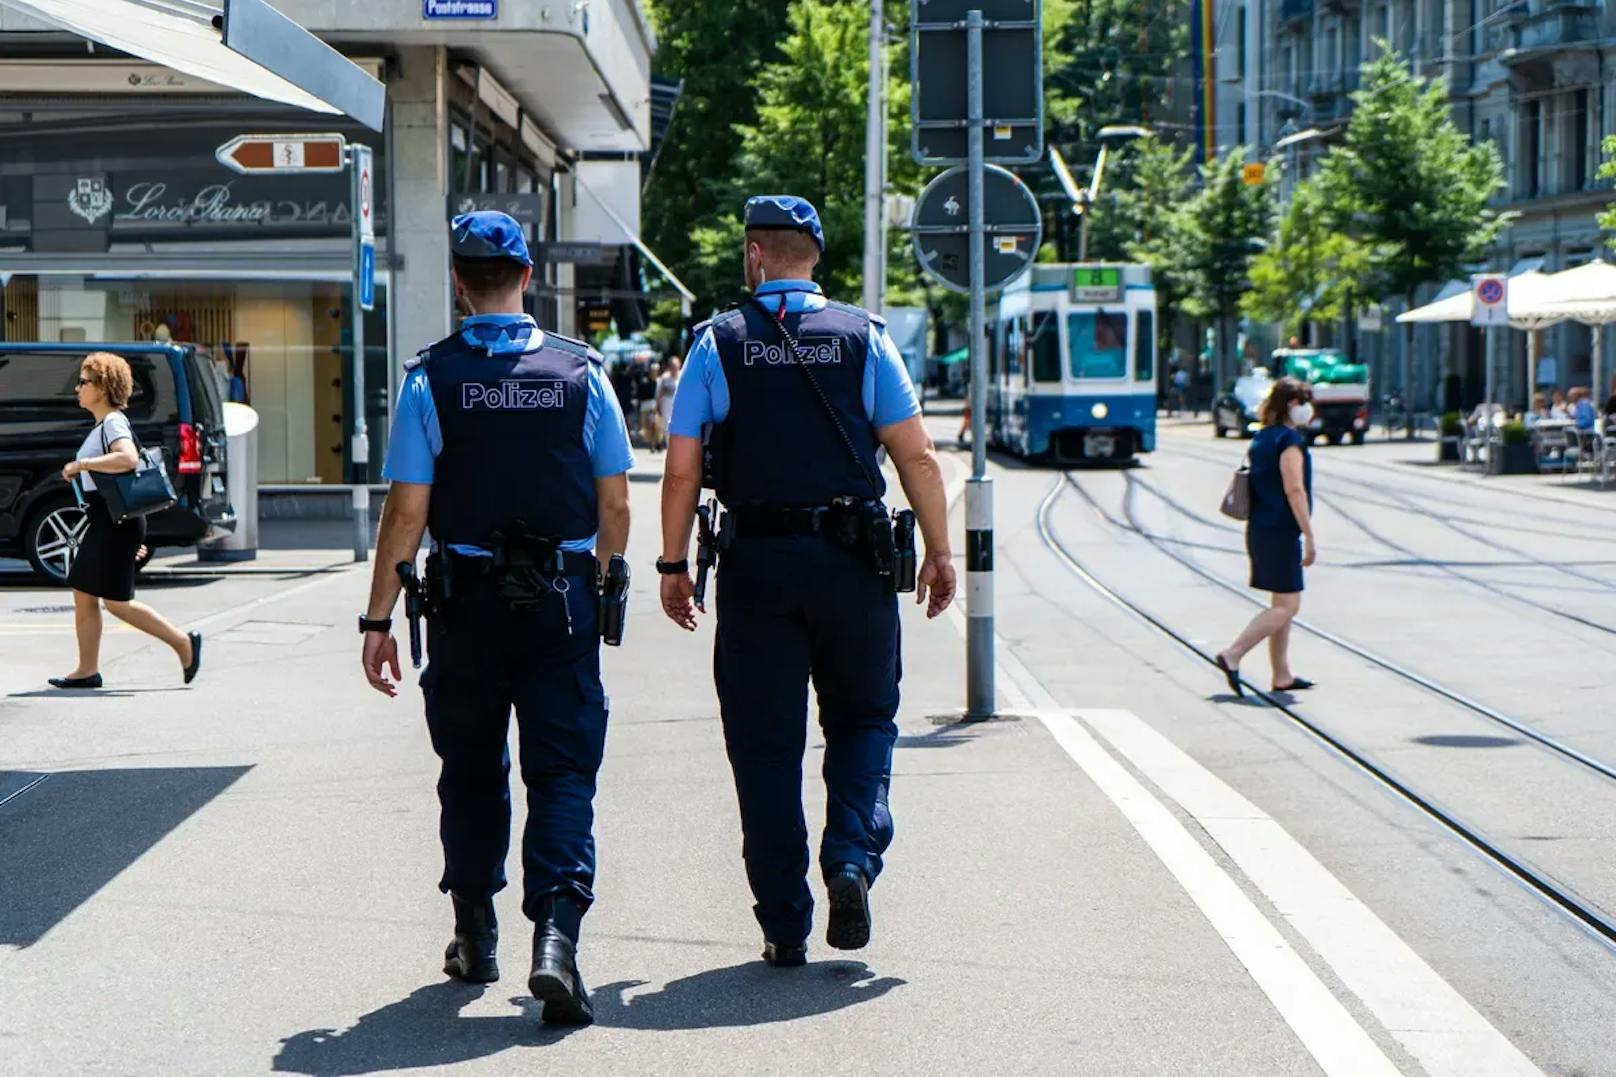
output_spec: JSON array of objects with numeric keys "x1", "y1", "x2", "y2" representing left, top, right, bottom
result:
[
  {"x1": 358, "y1": 615, "x2": 393, "y2": 634},
  {"x1": 655, "y1": 557, "x2": 690, "y2": 575}
]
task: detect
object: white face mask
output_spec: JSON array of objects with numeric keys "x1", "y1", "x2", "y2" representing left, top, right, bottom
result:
[{"x1": 1289, "y1": 402, "x2": 1315, "y2": 427}]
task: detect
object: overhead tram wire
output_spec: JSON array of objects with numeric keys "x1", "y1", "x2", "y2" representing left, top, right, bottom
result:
[{"x1": 1035, "y1": 473, "x2": 1616, "y2": 950}]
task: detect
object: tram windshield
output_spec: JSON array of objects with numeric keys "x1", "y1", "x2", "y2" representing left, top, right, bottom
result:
[{"x1": 1068, "y1": 311, "x2": 1128, "y2": 380}]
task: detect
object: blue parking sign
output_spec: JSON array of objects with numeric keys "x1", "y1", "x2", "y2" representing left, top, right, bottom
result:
[{"x1": 359, "y1": 240, "x2": 376, "y2": 312}]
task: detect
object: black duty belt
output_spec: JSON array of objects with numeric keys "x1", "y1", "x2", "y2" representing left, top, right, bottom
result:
[
  {"x1": 444, "y1": 547, "x2": 599, "y2": 580},
  {"x1": 729, "y1": 503, "x2": 862, "y2": 540}
]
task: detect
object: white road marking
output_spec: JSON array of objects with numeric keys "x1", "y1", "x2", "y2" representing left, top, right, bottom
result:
[
  {"x1": 1079, "y1": 706, "x2": 1545, "y2": 1077},
  {"x1": 961, "y1": 585, "x2": 1543, "y2": 1075},
  {"x1": 184, "y1": 565, "x2": 361, "y2": 633}
]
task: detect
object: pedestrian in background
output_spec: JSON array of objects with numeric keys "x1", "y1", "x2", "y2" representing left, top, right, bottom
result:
[
  {"x1": 637, "y1": 361, "x2": 662, "y2": 450},
  {"x1": 652, "y1": 355, "x2": 681, "y2": 453},
  {"x1": 1216, "y1": 376, "x2": 1316, "y2": 697},
  {"x1": 658, "y1": 195, "x2": 956, "y2": 968},
  {"x1": 51, "y1": 351, "x2": 201, "y2": 690}
]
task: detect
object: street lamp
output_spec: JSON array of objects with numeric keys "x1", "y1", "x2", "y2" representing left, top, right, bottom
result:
[{"x1": 1050, "y1": 124, "x2": 1150, "y2": 261}]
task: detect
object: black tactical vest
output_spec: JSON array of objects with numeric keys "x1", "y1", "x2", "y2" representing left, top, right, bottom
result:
[
  {"x1": 415, "y1": 328, "x2": 598, "y2": 546},
  {"x1": 709, "y1": 299, "x2": 886, "y2": 507}
]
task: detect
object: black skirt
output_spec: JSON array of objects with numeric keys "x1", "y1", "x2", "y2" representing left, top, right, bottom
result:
[
  {"x1": 66, "y1": 492, "x2": 146, "y2": 602},
  {"x1": 1246, "y1": 524, "x2": 1304, "y2": 595}
]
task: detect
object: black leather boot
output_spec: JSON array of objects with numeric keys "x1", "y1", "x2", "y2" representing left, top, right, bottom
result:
[
  {"x1": 762, "y1": 940, "x2": 807, "y2": 967},
  {"x1": 528, "y1": 895, "x2": 593, "y2": 1025},
  {"x1": 825, "y1": 864, "x2": 872, "y2": 951},
  {"x1": 443, "y1": 894, "x2": 500, "y2": 983}
]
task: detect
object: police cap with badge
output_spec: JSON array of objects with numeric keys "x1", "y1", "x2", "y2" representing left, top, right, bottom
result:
[
  {"x1": 742, "y1": 196, "x2": 825, "y2": 252},
  {"x1": 451, "y1": 210, "x2": 535, "y2": 266}
]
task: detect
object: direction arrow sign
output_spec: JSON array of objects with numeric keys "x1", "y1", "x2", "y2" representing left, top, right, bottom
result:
[
  {"x1": 216, "y1": 133, "x2": 348, "y2": 175},
  {"x1": 911, "y1": 163, "x2": 1042, "y2": 294}
]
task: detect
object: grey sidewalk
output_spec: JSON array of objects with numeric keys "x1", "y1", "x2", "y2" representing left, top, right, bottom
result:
[{"x1": 0, "y1": 480, "x2": 1323, "y2": 1075}]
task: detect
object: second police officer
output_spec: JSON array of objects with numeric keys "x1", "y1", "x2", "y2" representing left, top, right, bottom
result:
[
  {"x1": 360, "y1": 212, "x2": 634, "y2": 1025},
  {"x1": 657, "y1": 196, "x2": 957, "y2": 966}
]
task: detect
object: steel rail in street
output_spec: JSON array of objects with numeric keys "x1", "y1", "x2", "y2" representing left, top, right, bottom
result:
[{"x1": 1034, "y1": 475, "x2": 1616, "y2": 944}]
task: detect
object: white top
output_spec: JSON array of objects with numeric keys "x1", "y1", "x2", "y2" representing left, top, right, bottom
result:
[{"x1": 75, "y1": 411, "x2": 133, "y2": 492}]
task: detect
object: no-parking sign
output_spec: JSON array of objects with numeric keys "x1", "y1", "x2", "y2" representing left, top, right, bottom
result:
[{"x1": 1471, "y1": 273, "x2": 1508, "y2": 327}]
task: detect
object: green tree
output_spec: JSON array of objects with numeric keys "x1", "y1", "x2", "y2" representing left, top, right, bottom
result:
[
  {"x1": 1173, "y1": 147, "x2": 1275, "y2": 385},
  {"x1": 1316, "y1": 47, "x2": 1510, "y2": 409},
  {"x1": 643, "y1": 0, "x2": 794, "y2": 312},
  {"x1": 1597, "y1": 134, "x2": 1616, "y2": 240},
  {"x1": 683, "y1": 1, "x2": 921, "y2": 307},
  {"x1": 1241, "y1": 177, "x2": 1372, "y2": 340},
  {"x1": 1116, "y1": 136, "x2": 1195, "y2": 354},
  {"x1": 1041, "y1": 0, "x2": 1187, "y2": 260}
]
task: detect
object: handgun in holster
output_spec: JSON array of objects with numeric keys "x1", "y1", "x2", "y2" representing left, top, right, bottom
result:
[
  {"x1": 694, "y1": 497, "x2": 720, "y2": 609},
  {"x1": 599, "y1": 554, "x2": 630, "y2": 646},
  {"x1": 396, "y1": 560, "x2": 427, "y2": 669}
]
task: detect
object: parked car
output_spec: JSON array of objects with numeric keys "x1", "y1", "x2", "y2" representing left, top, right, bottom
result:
[
  {"x1": 1213, "y1": 374, "x2": 1275, "y2": 439},
  {"x1": 0, "y1": 342, "x2": 234, "y2": 585}
]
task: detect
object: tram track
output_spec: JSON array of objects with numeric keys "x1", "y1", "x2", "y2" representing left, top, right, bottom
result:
[
  {"x1": 1125, "y1": 469, "x2": 1616, "y2": 639},
  {"x1": 1036, "y1": 471, "x2": 1616, "y2": 949}
]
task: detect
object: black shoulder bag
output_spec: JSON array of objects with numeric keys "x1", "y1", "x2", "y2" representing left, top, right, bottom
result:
[
  {"x1": 750, "y1": 299, "x2": 917, "y2": 592},
  {"x1": 94, "y1": 419, "x2": 178, "y2": 524}
]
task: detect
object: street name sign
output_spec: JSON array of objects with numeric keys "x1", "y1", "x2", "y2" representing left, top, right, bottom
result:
[
  {"x1": 216, "y1": 133, "x2": 347, "y2": 174},
  {"x1": 423, "y1": 0, "x2": 498, "y2": 18},
  {"x1": 911, "y1": 163, "x2": 1042, "y2": 294},
  {"x1": 911, "y1": 0, "x2": 1043, "y2": 165},
  {"x1": 1471, "y1": 273, "x2": 1508, "y2": 327}
]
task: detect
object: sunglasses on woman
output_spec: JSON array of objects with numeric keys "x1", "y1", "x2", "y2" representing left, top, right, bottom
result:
[{"x1": 75, "y1": 377, "x2": 93, "y2": 387}]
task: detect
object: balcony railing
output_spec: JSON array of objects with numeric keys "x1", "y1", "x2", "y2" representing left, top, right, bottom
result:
[{"x1": 1502, "y1": 0, "x2": 1600, "y2": 55}]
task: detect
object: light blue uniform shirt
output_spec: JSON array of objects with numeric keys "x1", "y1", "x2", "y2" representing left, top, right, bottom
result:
[
  {"x1": 382, "y1": 313, "x2": 635, "y2": 554},
  {"x1": 668, "y1": 280, "x2": 921, "y2": 439}
]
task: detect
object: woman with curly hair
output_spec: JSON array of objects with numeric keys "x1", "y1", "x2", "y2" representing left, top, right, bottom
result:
[{"x1": 50, "y1": 351, "x2": 201, "y2": 690}]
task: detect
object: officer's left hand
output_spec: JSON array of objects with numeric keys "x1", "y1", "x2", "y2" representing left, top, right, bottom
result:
[
  {"x1": 660, "y1": 571, "x2": 699, "y2": 631},
  {"x1": 362, "y1": 631, "x2": 402, "y2": 697}
]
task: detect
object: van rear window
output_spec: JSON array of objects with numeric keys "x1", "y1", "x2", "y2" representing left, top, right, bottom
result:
[{"x1": 0, "y1": 351, "x2": 175, "y2": 424}]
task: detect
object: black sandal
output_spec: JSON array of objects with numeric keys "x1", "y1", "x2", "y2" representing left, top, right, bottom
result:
[
  {"x1": 183, "y1": 632, "x2": 203, "y2": 685},
  {"x1": 1215, "y1": 654, "x2": 1243, "y2": 698},
  {"x1": 48, "y1": 674, "x2": 103, "y2": 690},
  {"x1": 1273, "y1": 677, "x2": 1315, "y2": 692}
]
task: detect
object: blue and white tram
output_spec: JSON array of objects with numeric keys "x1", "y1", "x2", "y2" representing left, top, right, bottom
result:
[{"x1": 985, "y1": 263, "x2": 1158, "y2": 462}]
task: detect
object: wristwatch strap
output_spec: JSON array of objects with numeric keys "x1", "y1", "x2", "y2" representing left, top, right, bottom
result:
[
  {"x1": 655, "y1": 557, "x2": 690, "y2": 575},
  {"x1": 358, "y1": 615, "x2": 393, "y2": 634}
]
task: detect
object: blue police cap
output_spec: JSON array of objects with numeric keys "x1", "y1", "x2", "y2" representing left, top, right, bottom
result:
[
  {"x1": 743, "y1": 195, "x2": 825, "y2": 252},
  {"x1": 450, "y1": 211, "x2": 534, "y2": 267}
]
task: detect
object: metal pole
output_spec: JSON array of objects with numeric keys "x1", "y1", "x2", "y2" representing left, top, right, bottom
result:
[
  {"x1": 1482, "y1": 324, "x2": 1496, "y2": 473},
  {"x1": 1077, "y1": 194, "x2": 1089, "y2": 262},
  {"x1": 965, "y1": 9, "x2": 995, "y2": 719},
  {"x1": 862, "y1": 0, "x2": 886, "y2": 314},
  {"x1": 349, "y1": 148, "x2": 370, "y2": 563}
]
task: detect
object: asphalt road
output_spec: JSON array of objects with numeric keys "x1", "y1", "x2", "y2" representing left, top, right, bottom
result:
[{"x1": 2, "y1": 421, "x2": 1613, "y2": 1075}]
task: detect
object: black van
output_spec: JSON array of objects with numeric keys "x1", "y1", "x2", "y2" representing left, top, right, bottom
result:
[{"x1": 0, "y1": 343, "x2": 235, "y2": 584}]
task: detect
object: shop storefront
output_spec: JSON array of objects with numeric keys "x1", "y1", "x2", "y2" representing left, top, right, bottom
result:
[{"x1": 0, "y1": 82, "x2": 389, "y2": 484}]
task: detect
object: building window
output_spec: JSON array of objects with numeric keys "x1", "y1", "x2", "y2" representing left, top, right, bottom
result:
[
  {"x1": 1524, "y1": 100, "x2": 1542, "y2": 199},
  {"x1": 1572, "y1": 89, "x2": 1590, "y2": 191}
]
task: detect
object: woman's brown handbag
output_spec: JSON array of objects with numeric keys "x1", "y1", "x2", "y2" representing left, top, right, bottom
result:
[{"x1": 1219, "y1": 458, "x2": 1251, "y2": 521}]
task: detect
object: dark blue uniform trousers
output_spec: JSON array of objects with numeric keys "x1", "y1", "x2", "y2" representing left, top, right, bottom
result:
[
  {"x1": 421, "y1": 570, "x2": 608, "y2": 919},
  {"x1": 715, "y1": 536, "x2": 900, "y2": 946}
]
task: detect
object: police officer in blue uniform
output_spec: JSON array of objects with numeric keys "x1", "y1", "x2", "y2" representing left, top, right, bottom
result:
[
  {"x1": 360, "y1": 211, "x2": 634, "y2": 1025},
  {"x1": 657, "y1": 196, "x2": 957, "y2": 966}
]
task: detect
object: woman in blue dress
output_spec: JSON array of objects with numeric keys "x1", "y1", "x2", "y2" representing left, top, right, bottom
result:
[{"x1": 1216, "y1": 376, "x2": 1317, "y2": 697}]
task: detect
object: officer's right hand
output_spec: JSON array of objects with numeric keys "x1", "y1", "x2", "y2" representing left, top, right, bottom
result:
[
  {"x1": 917, "y1": 551, "x2": 956, "y2": 619},
  {"x1": 363, "y1": 631, "x2": 402, "y2": 697},
  {"x1": 660, "y1": 571, "x2": 699, "y2": 631}
]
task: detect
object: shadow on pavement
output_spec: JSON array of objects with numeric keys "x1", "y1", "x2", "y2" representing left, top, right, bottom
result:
[
  {"x1": 274, "y1": 982, "x2": 580, "y2": 1075},
  {"x1": 0, "y1": 765, "x2": 251, "y2": 948},
  {"x1": 592, "y1": 959, "x2": 904, "y2": 1029}
]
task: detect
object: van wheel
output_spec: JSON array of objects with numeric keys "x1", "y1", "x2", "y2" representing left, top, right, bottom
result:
[
  {"x1": 24, "y1": 496, "x2": 88, "y2": 586},
  {"x1": 1214, "y1": 423, "x2": 1227, "y2": 438}
]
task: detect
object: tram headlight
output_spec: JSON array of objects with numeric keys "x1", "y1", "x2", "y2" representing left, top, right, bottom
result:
[{"x1": 1091, "y1": 402, "x2": 1109, "y2": 420}]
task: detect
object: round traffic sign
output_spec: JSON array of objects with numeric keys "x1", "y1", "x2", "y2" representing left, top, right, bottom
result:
[
  {"x1": 1476, "y1": 278, "x2": 1504, "y2": 305},
  {"x1": 910, "y1": 164, "x2": 1042, "y2": 295}
]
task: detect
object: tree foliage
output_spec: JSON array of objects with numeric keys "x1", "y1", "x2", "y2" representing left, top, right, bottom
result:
[
  {"x1": 1598, "y1": 134, "x2": 1616, "y2": 242},
  {"x1": 1173, "y1": 147, "x2": 1274, "y2": 325},
  {"x1": 643, "y1": 0, "x2": 794, "y2": 309},
  {"x1": 1316, "y1": 47, "x2": 1510, "y2": 305},
  {"x1": 1241, "y1": 177, "x2": 1372, "y2": 336}
]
